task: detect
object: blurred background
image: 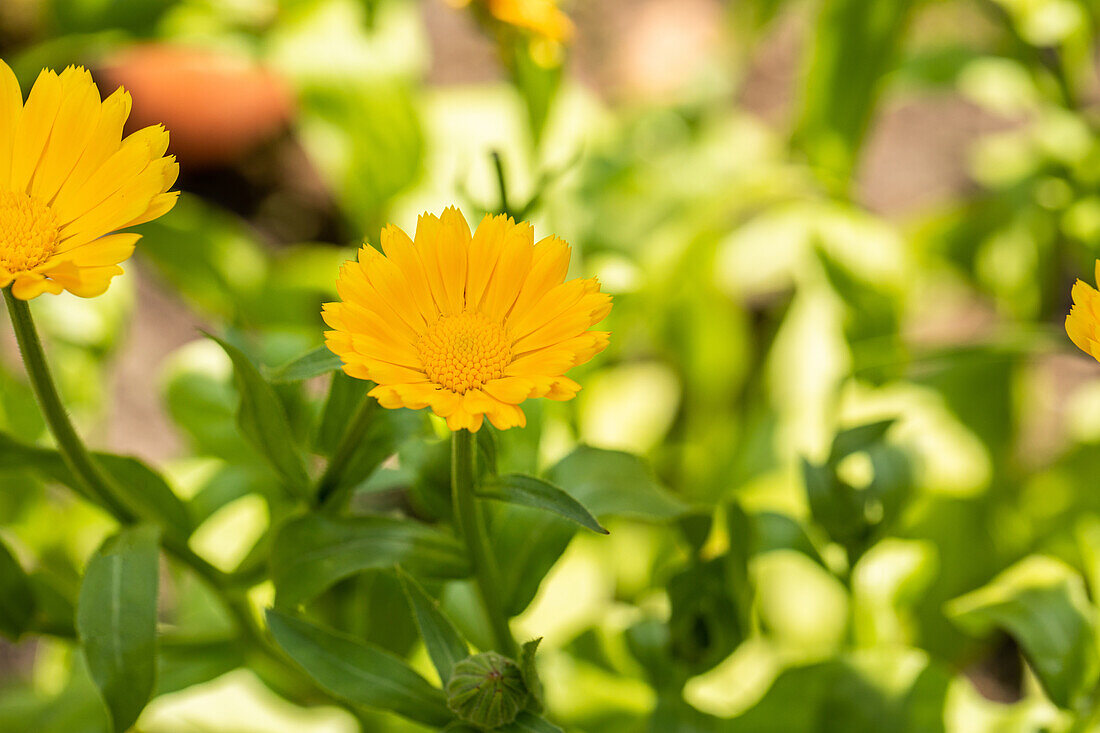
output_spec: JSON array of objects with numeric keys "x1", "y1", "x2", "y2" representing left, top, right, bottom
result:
[{"x1": 1, "y1": 0, "x2": 1100, "y2": 730}]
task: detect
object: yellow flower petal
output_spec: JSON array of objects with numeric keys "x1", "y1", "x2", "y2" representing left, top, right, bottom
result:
[{"x1": 0, "y1": 59, "x2": 24, "y2": 192}]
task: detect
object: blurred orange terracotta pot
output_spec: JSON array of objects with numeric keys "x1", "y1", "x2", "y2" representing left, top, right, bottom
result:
[{"x1": 99, "y1": 44, "x2": 294, "y2": 168}]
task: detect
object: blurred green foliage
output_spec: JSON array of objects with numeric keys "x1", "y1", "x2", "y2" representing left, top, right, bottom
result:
[{"x1": 0, "y1": 0, "x2": 1100, "y2": 731}]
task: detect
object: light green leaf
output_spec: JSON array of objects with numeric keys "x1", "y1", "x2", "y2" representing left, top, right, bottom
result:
[
  {"x1": 548, "y1": 446, "x2": 688, "y2": 521},
  {"x1": 266, "y1": 345, "x2": 343, "y2": 383},
  {"x1": 0, "y1": 535, "x2": 33, "y2": 640},
  {"x1": 77, "y1": 524, "x2": 161, "y2": 733},
  {"x1": 266, "y1": 609, "x2": 452, "y2": 727},
  {"x1": 793, "y1": 0, "x2": 916, "y2": 186},
  {"x1": 207, "y1": 334, "x2": 310, "y2": 495},
  {"x1": 478, "y1": 474, "x2": 608, "y2": 534},
  {"x1": 271, "y1": 514, "x2": 469, "y2": 607},
  {"x1": 397, "y1": 567, "x2": 469, "y2": 685},
  {"x1": 946, "y1": 555, "x2": 1100, "y2": 710}
]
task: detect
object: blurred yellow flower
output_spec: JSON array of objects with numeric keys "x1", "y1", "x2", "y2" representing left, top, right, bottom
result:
[
  {"x1": 0, "y1": 61, "x2": 178, "y2": 300},
  {"x1": 451, "y1": 0, "x2": 574, "y2": 44},
  {"x1": 1067, "y1": 260, "x2": 1100, "y2": 362},
  {"x1": 324, "y1": 208, "x2": 611, "y2": 431}
]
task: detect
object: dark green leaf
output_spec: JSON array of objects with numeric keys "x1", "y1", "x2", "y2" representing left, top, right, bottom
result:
[
  {"x1": 548, "y1": 446, "x2": 688, "y2": 521},
  {"x1": 271, "y1": 514, "x2": 469, "y2": 607},
  {"x1": 829, "y1": 419, "x2": 896, "y2": 463},
  {"x1": 397, "y1": 567, "x2": 469, "y2": 685},
  {"x1": 207, "y1": 334, "x2": 310, "y2": 495},
  {"x1": 0, "y1": 535, "x2": 34, "y2": 640},
  {"x1": 315, "y1": 372, "x2": 369, "y2": 456},
  {"x1": 266, "y1": 609, "x2": 452, "y2": 726},
  {"x1": 77, "y1": 525, "x2": 160, "y2": 733},
  {"x1": 946, "y1": 556, "x2": 1100, "y2": 710},
  {"x1": 479, "y1": 474, "x2": 608, "y2": 534},
  {"x1": 266, "y1": 345, "x2": 343, "y2": 384}
]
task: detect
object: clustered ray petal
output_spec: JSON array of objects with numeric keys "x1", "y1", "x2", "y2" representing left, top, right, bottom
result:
[
  {"x1": 324, "y1": 208, "x2": 612, "y2": 432},
  {"x1": 0, "y1": 60, "x2": 178, "y2": 300}
]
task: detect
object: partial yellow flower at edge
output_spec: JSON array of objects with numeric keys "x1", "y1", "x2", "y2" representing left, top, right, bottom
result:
[
  {"x1": 1067, "y1": 260, "x2": 1100, "y2": 362},
  {"x1": 0, "y1": 60, "x2": 179, "y2": 300},
  {"x1": 323, "y1": 208, "x2": 612, "y2": 432},
  {"x1": 450, "y1": 0, "x2": 574, "y2": 45}
]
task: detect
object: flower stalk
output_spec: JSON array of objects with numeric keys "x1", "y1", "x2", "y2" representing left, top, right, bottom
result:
[{"x1": 451, "y1": 428, "x2": 518, "y2": 658}]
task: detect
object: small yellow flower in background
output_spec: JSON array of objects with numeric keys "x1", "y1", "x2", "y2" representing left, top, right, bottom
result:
[
  {"x1": 0, "y1": 61, "x2": 178, "y2": 300},
  {"x1": 1067, "y1": 261, "x2": 1100, "y2": 362},
  {"x1": 324, "y1": 208, "x2": 611, "y2": 432},
  {"x1": 449, "y1": 0, "x2": 575, "y2": 45}
]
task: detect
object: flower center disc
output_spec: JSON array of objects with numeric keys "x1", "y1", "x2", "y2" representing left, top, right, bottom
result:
[
  {"x1": 0, "y1": 192, "x2": 59, "y2": 273},
  {"x1": 418, "y1": 311, "x2": 511, "y2": 394}
]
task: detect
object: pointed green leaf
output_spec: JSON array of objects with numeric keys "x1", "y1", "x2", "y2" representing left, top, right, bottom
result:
[
  {"x1": 207, "y1": 334, "x2": 310, "y2": 495},
  {"x1": 77, "y1": 525, "x2": 160, "y2": 733},
  {"x1": 520, "y1": 638, "x2": 544, "y2": 712},
  {"x1": 479, "y1": 474, "x2": 607, "y2": 534},
  {"x1": 266, "y1": 609, "x2": 452, "y2": 726},
  {"x1": 0, "y1": 535, "x2": 34, "y2": 640},
  {"x1": 266, "y1": 345, "x2": 343, "y2": 383},
  {"x1": 397, "y1": 567, "x2": 469, "y2": 684},
  {"x1": 271, "y1": 514, "x2": 469, "y2": 607},
  {"x1": 548, "y1": 446, "x2": 687, "y2": 521}
]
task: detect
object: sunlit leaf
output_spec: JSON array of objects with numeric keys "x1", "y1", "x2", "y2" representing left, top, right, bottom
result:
[{"x1": 77, "y1": 525, "x2": 160, "y2": 733}]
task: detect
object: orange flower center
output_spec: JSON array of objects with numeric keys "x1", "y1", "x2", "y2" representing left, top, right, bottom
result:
[
  {"x1": 0, "y1": 192, "x2": 59, "y2": 273},
  {"x1": 418, "y1": 311, "x2": 511, "y2": 394}
]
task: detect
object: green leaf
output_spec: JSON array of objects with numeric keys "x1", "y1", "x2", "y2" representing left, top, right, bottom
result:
[
  {"x1": 0, "y1": 432, "x2": 192, "y2": 540},
  {"x1": 712, "y1": 652, "x2": 950, "y2": 732},
  {"x1": 77, "y1": 525, "x2": 161, "y2": 733},
  {"x1": 315, "y1": 372, "x2": 369, "y2": 456},
  {"x1": 266, "y1": 609, "x2": 452, "y2": 727},
  {"x1": 0, "y1": 535, "x2": 34, "y2": 640},
  {"x1": 156, "y1": 639, "x2": 246, "y2": 697},
  {"x1": 520, "y1": 638, "x2": 544, "y2": 713},
  {"x1": 266, "y1": 345, "x2": 343, "y2": 384},
  {"x1": 271, "y1": 514, "x2": 469, "y2": 607},
  {"x1": 946, "y1": 556, "x2": 1100, "y2": 710},
  {"x1": 490, "y1": 505, "x2": 575, "y2": 617},
  {"x1": 397, "y1": 567, "x2": 469, "y2": 685},
  {"x1": 548, "y1": 446, "x2": 688, "y2": 521},
  {"x1": 793, "y1": 0, "x2": 916, "y2": 187},
  {"x1": 207, "y1": 334, "x2": 310, "y2": 495},
  {"x1": 478, "y1": 474, "x2": 608, "y2": 534}
]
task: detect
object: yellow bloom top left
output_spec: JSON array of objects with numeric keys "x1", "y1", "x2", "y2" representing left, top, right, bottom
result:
[{"x1": 0, "y1": 61, "x2": 178, "y2": 300}]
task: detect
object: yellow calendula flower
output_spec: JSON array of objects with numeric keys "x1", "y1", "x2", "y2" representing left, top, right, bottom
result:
[
  {"x1": 323, "y1": 208, "x2": 611, "y2": 432},
  {"x1": 1068, "y1": 260, "x2": 1100, "y2": 362},
  {"x1": 451, "y1": 0, "x2": 574, "y2": 44},
  {"x1": 0, "y1": 61, "x2": 178, "y2": 300}
]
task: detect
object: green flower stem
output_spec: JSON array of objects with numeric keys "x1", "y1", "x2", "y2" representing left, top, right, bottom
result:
[
  {"x1": 452, "y1": 428, "x2": 518, "y2": 658},
  {"x1": 4, "y1": 289, "x2": 380, "y2": 728},
  {"x1": 314, "y1": 389, "x2": 377, "y2": 510}
]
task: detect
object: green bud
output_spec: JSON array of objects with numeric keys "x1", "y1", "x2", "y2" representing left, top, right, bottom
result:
[{"x1": 445, "y1": 652, "x2": 528, "y2": 729}]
